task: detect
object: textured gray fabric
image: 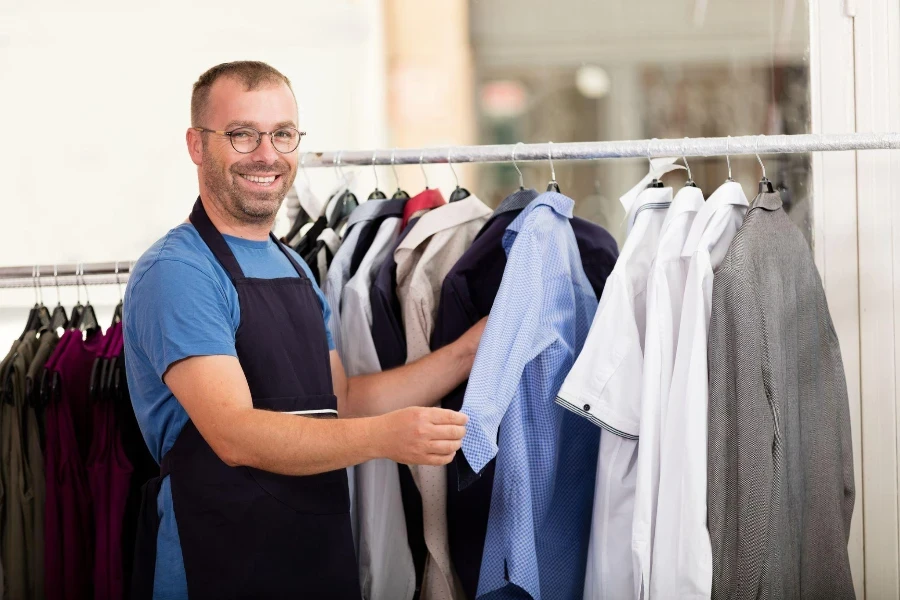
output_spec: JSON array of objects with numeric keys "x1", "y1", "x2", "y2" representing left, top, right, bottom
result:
[{"x1": 707, "y1": 191, "x2": 855, "y2": 600}]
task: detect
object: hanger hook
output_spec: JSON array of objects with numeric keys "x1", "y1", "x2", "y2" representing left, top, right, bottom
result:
[
  {"x1": 548, "y1": 141, "x2": 557, "y2": 183},
  {"x1": 512, "y1": 142, "x2": 525, "y2": 189},
  {"x1": 420, "y1": 150, "x2": 429, "y2": 189},
  {"x1": 300, "y1": 152, "x2": 312, "y2": 186},
  {"x1": 682, "y1": 137, "x2": 693, "y2": 182},
  {"x1": 31, "y1": 266, "x2": 38, "y2": 305},
  {"x1": 53, "y1": 264, "x2": 61, "y2": 305},
  {"x1": 36, "y1": 265, "x2": 43, "y2": 305},
  {"x1": 390, "y1": 149, "x2": 401, "y2": 191},
  {"x1": 80, "y1": 263, "x2": 91, "y2": 304},
  {"x1": 755, "y1": 135, "x2": 767, "y2": 179},
  {"x1": 114, "y1": 261, "x2": 123, "y2": 301},
  {"x1": 647, "y1": 138, "x2": 656, "y2": 169},
  {"x1": 725, "y1": 135, "x2": 733, "y2": 181},
  {"x1": 447, "y1": 148, "x2": 460, "y2": 188},
  {"x1": 371, "y1": 151, "x2": 380, "y2": 190}
]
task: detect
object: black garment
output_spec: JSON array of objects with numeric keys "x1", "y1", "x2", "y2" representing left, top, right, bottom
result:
[
  {"x1": 348, "y1": 198, "x2": 407, "y2": 278},
  {"x1": 430, "y1": 189, "x2": 619, "y2": 599},
  {"x1": 132, "y1": 198, "x2": 359, "y2": 600},
  {"x1": 292, "y1": 215, "x2": 327, "y2": 257}
]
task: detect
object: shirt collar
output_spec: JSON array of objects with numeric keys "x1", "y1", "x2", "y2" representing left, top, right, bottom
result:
[
  {"x1": 661, "y1": 185, "x2": 705, "y2": 231},
  {"x1": 502, "y1": 192, "x2": 574, "y2": 251},
  {"x1": 397, "y1": 194, "x2": 492, "y2": 253},
  {"x1": 750, "y1": 191, "x2": 784, "y2": 212},
  {"x1": 346, "y1": 197, "x2": 396, "y2": 228},
  {"x1": 493, "y1": 188, "x2": 540, "y2": 218},
  {"x1": 627, "y1": 187, "x2": 673, "y2": 233},
  {"x1": 402, "y1": 188, "x2": 446, "y2": 227},
  {"x1": 681, "y1": 181, "x2": 749, "y2": 257}
]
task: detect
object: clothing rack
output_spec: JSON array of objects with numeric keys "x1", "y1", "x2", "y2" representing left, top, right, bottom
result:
[
  {"x1": 2, "y1": 132, "x2": 899, "y2": 290},
  {"x1": 302, "y1": 132, "x2": 900, "y2": 167}
]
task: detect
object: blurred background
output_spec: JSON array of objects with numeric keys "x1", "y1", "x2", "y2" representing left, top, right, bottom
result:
[{"x1": 0, "y1": 0, "x2": 810, "y2": 333}]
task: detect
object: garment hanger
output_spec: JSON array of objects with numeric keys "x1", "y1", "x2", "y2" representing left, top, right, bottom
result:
[
  {"x1": 78, "y1": 264, "x2": 100, "y2": 334},
  {"x1": 756, "y1": 135, "x2": 775, "y2": 193},
  {"x1": 110, "y1": 262, "x2": 124, "y2": 326},
  {"x1": 419, "y1": 150, "x2": 432, "y2": 191},
  {"x1": 49, "y1": 264, "x2": 69, "y2": 331},
  {"x1": 328, "y1": 151, "x2": 358, "y2": 230},
  {"x1": 390, "y1": 149, "x2": 410, "y2": 200},
  {"x1": 19, "y1": 267, "x2": 40, "y2": 338},
  {"x1": 513, "y1": 142, "x2": 526, "y2": 191},
  {"x1": 447, "y1": 148, "x2": 471, "y2": 202},
  {"x1": 546, "y1": 141, "x2": 561, "y2": 193},
  {"x1": 68, "y1": 263, "x2": 86, "y2": 329},
  {"x1": 282, "y1": 153, "x2": 314, "y2": 244},
  {"x1": 368, "y1": 151, "x2": 387, "y2": 200},
  {"x1": 20, "y1": 266, "x2": 51, "y2": 338},
  {"x1": 647, "y1": 138, "x2": 664, "y2": 188},
  {"x1": 682, "y1": 138, "x2": 697, "y2": 188}
]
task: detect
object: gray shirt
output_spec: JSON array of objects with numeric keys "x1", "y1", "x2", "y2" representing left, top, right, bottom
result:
[{"x1": 707, "y1": 191, "x2": 856, "y2": 600}]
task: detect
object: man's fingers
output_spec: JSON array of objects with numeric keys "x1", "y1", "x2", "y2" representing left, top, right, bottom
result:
[
  {"x1": 427, "y1": 440, "x2": 462, "y2": 455},
  {"x1": 429, "y1": 408, "x2": 468, "y2": 426},
  {"x1": 428, "y1": 424, "x2": 466, "y2": 441}
]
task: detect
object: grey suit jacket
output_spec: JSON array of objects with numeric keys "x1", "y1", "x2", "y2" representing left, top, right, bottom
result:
[{"x1": 707, "y1": 191, "x2": 855, "y2": 600}]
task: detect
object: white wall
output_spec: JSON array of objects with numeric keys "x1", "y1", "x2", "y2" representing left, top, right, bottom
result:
[{"x1": 0, "y1": 0, "x2": 389, "y2": 340}]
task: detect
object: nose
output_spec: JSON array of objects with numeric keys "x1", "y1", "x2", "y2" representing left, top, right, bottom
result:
[{"x1": 248, "y1": 132, "x2": 280, "y2": 164}]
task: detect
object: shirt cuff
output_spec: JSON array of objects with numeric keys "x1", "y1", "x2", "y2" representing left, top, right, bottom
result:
[
  {"x1": 458, "y1": 419, "x2": 498, "y2": 490},
  {"x1": 555, "y1": 389, "x2": 639, "y2": 440}
]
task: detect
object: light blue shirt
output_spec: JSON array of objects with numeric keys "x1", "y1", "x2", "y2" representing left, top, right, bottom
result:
[
  {"x1": 123, "y1": 223, "x2": 334, "y2": 600},
  {"x1": 459, "y1": 192, "x2": 601, "y2": 600}
]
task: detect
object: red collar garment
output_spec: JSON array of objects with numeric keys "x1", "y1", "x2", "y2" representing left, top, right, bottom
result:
[{"x1": 401, "y1": 189, "x2": 445, "y2": 229}]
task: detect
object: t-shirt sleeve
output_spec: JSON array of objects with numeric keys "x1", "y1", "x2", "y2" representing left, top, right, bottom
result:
[
  {"x1": 288, "y1": 249, "x2": 336, "y2": 351},
  {"x1": 126, "y1": 259, "x2": 238, "y2": 380}
]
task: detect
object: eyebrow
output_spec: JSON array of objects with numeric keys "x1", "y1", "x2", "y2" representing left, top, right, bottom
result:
[{"x1": 225, "y1": 120, "x2": 298, "y2": 130}]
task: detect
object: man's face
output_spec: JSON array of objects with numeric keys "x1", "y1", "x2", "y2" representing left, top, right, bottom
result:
[{"x1": 196, "y1": 77, "x2": 299, "y2": 224}]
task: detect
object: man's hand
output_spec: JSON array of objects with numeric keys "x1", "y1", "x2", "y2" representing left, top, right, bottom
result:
[{"x1": 370, "y1": 407, "x2": 468, "y2": 466}]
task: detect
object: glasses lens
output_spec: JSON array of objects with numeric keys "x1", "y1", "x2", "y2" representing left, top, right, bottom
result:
[
  {"x1": 272, "y1": 128, "x2": 302, "y2": 153},
  {"x1": 229, "y1": 128, "x2": 260, "y2": 153}
]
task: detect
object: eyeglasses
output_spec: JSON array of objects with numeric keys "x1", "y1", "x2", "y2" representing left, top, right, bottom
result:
[{"x1": 193, "y1": 126, "x2": 306, "y2": 154}]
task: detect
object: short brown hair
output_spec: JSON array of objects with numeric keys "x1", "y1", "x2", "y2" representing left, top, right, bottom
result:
[{"x1": 191, "y1": 61, "x2": 293, "y2": 126}]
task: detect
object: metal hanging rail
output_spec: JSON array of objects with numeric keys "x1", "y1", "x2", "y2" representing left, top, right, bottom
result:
[
  {"x1": 0, "y1": 263, "x2": 131, "y2": 290},
  {"x1": 2, "y1": 131, "x2": 899, "y2": 289},
  {"x1": 302, "y1": 132, "x2": 900, "y2": 167}
]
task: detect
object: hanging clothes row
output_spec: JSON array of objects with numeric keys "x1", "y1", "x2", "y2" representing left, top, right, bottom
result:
[
  {"x1": 299, "y1": 142, "x2": 854, "y2": 600},
  {"x1": 0, "y1": 281, "x2": 156, "y2": 600}
]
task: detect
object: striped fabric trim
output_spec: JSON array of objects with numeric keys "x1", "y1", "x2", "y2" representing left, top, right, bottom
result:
[{"x1": 554, "y1": 396, "x2": 639, "y2": 440}]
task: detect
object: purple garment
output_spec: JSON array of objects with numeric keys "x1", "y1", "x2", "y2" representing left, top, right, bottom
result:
[
  {"x1": 46, "y1": 328, "x2": 107, "y2": 600},
  {"x1": 87, "y1": 323, "x2": 133, "y2": 600},
  {"x1": 431, "y1": 190, "x2": 619, "y2": 599}
]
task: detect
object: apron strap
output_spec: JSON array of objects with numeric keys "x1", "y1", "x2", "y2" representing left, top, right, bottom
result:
[
  {"x1": 189, "y1": 197, "x2": 246, "y2": 280},
  {"x1": 270, "y1": 233, "x2": 310, "y2": 280}
]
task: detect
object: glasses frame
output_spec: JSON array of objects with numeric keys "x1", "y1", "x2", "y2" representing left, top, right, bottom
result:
[{"x1": 193, "y1": 126, "x2": 306, "y2": 154}]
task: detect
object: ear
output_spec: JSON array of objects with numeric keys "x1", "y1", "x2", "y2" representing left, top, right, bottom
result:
[{"x1": 186, "y1": 128, "x2": 203, "y2": 166}]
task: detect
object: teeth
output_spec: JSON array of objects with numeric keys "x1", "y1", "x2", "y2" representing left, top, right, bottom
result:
[{"x1": 241, "y1": 174, "x2": 277, "y2": 184}]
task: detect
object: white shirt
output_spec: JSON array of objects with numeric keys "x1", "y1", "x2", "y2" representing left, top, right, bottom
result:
[
  {"x1": 339, "y1": 216, "x2": 416, "y2": 600},
  {"x1": 556, "y1": 186, "x2": 672, "y2": 600},
  {"x1": 650, "y1": 181, "x2": 748, "y2": 599},
  {"x1": 632, "y1": 186, "x2": 705, "y2": 598}
]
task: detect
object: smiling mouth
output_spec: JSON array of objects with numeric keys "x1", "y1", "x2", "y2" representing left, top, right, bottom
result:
[{"x1": 239, "y1": 173, "x2": 281, "y2": 187}]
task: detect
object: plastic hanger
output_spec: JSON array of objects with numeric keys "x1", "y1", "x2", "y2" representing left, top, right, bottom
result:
[
  {"x1": 419, "y1": 150, "x2": 431, "y2": 192},
  {"x1": 49, "y1": 265, "x2": 69, "y2": 331},
  {"x1": 328, "y1": 151, "x2": 358, "y2": 230},
  {"x1": 110, "y1": 262, "x2": 124, "y2": 326},
  {"x1": 282, "y1": 153, "x2": 314, "y2": 244},
  {"x1": 546, "y1": 141, "x2": 561, "y2": 193},
  {"x1": 725, "y1": 135, "x2": 735, "y2": 183},
  {"x1": 447, "y1": 148, "x2": 470, "y2": 202},
  {"x1": 390, "y1": 150, "x2": 410, "y2": 200},
  {"x1": 67, "y1": 264, "x2": 86, "y2": 329},
  {"x1": 367, "y1": 151, "x2": 387, "y2": 200},
  {"x1": 756, "y1": 135, "x2": 775, "y2": 193},
  {"x1": 647, "y1": 138, "x2": 664, "y2": 188}
]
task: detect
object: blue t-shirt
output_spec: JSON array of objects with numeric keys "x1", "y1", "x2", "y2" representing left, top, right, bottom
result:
[{"x1": 123, "y1": 223, "x2": 335, "y2": 600}]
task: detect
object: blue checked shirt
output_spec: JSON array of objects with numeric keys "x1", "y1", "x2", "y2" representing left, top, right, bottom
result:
[{"x1": 459, "y1": 192, "x2": 601, "y2": 600}]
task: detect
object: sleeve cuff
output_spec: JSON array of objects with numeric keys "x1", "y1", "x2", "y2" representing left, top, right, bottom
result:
[
  {"x1": 555, "y1": 391, "x2": 639, "y2": 440},
  {"x1": 159, "y1": 343, "x2": 237, "y2": 380}
]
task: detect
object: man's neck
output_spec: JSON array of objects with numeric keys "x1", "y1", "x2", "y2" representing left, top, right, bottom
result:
[{"x1": 198, "y1": 191, "x2": 274, "y2": 242}]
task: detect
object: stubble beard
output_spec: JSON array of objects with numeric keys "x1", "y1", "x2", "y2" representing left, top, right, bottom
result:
[{"x1": 202, "y1": 147, "x2": 297, "y2": 226}]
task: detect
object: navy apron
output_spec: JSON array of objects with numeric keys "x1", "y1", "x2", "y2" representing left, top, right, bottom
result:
[{"x1": 131, "y1": 198, "x2": 360, "y2": 599}]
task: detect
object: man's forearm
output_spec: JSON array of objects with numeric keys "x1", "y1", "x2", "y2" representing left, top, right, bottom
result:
[
  {"x1": 344, "y1": 337, "x2": 476, "y2": 417},
  {"x1": 219, "y1": 408, "x2": 381, "y2": 475}
]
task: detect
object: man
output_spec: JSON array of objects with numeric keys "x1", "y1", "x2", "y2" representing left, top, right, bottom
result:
[{"x1": 124, "y1": 61, "x2": 483, "y2": 600}]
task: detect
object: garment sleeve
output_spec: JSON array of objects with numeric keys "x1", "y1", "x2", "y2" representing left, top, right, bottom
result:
[
  {"x1": 555, "y1": 273, "x2": 643, "y2": 438},
  {"x1": 459, "y1": 228, "x2": 564, "y2": 481},
  {"x1": 707, "y1": 268, "x2": 773, "y2": 598},
  {"x1": 126, "y1": 259, "x2": 237, "y2": 380}
]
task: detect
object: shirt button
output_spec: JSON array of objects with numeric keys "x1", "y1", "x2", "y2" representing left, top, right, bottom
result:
[{"x1": 583, "y1": 404, "x2": 591, "y2": 412}]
